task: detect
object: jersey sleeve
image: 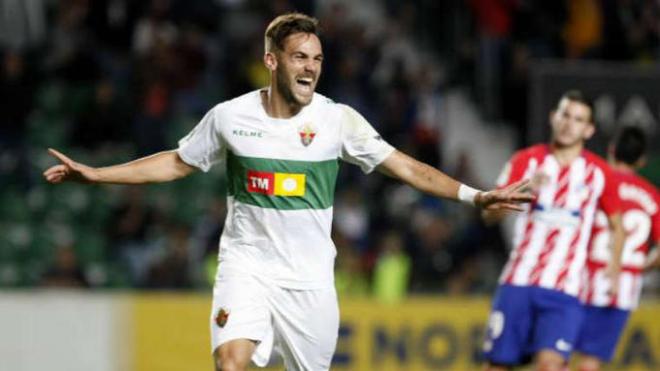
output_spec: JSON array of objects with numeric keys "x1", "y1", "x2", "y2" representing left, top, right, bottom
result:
[
  {"x1": 495, "y1": 150, "x2": 529, "y2": 188},
  {"x1": 339, "y1": 104, "x2": 395, "y2": 174},
  {"x1": 598, "y1": 166, "x2": 622, "y2": 216},
  {"x1": 177, "y1": 106, "x2": 226, "y2": 172}
]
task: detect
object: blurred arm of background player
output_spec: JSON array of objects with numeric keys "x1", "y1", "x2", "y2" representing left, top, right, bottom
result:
[
  {"x1": 605, "y1": 212, "x2": 625, "y2": 295},
  {"x1": 377, "y1": 150, "x2": 533, "y2": 210},
  {"x1": 643, "y1": 242, "x2": 660, "y2": 270},
  {"x1": 43, "y1": 148, "x2": 195, "y2": 184},
  {"x1": 642, "y1": 201, "x2": 660, "y2": 270}
]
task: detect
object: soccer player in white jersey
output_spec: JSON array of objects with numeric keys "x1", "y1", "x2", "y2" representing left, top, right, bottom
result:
[
  {"x1": 481, "y1": 90, "x2": 625, "y2": 371},
  {"x1": 43, "y1": 13, "x2": 532, "y2": 371},
  {"x1": 574, "y1": 127, "x2": 660, "y2": 371}
]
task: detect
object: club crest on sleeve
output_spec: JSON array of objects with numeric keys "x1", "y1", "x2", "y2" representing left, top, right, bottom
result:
[
  {"x1": 215, "y1": 308, "x2": 230, "y2": 328},
  {"x1": 299, "y1": 122, "x2": 316, "y2": 147}
]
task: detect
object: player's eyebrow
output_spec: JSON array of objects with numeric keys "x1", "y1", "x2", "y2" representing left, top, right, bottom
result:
[{"x1": 291, "y1": 51, "x2": 324, "y2": 61}]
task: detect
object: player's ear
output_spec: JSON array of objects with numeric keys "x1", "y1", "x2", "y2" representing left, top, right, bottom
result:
[
  {"x1": 264, "y1": 52, "x2": 277, "y2": 71},
  {"x1": 636, "y1": 155, "x2": 647, "y2": 169},
  {"x1": 548, "y1": 110, "x2": 556, "y2": 126},
  {"x1": 583, "y1": 122, "x2": 595, "y2": 140},
  {"x1": 607, "y1": 143, "x2": 615, "y2": 162}
]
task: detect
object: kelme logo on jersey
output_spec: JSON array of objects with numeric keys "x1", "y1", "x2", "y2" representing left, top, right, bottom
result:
[
  {"x1": 232, "y1": 129, "x2": 264, "y2": 138},
  {"x1": 299, "y1": 122, "x2": 316, "y2": 147},
  {"x1": 247, "y1": 170, "x2": 306, "y2": 196}
]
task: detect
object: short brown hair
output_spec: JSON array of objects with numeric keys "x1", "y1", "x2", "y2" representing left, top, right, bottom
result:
[
  {"x1": 559, "y1": 90, "x2": 594, "y2": 122},
  {"x1": 264, "y1": 13, "x2": 320, "y2": 52}
]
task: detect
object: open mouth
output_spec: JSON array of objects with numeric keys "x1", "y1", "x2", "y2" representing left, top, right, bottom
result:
[{"x1": 296, "y1": 77, "x2": 314, "y2": 89}]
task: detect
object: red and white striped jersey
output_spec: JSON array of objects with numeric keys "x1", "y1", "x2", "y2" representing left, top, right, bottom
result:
[
  {"x1": 581, "y1": 170, "x2": 660, "y2": 310},
  {"x1": 495, "y1": 144, "x2": 621, "y2": 297}
]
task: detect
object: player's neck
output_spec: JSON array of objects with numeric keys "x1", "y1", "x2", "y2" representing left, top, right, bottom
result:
[
  {"x1": 261, "y1": 87, "x2": 303, "y2": 119},
  {"x1": 611, "y1": 161, "x2": 636, "y2": 173},
  {"x1": 550, "y1": 142, "x2": 583, "y2": 166}
]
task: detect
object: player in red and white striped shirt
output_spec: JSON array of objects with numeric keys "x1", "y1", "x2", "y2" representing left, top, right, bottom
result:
[
  {"x1": 574, "y1": 127, "x2": 660, "y2": 371},
  {"x1": 482, "y1": 90, "x2": 625, "y2": 371}
]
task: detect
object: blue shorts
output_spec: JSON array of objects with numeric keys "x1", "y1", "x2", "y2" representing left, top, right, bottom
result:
[
  {"x1": 483, "y1": 284, "x2": 584, "y2": 366},
  {"x1": 574, "y1": 305, "x2": 630, "y2": 362}
]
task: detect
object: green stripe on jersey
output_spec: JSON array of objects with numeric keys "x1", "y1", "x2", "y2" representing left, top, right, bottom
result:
[{"x1": 227, "y1": 151, "x2": 339, "y2": 210}]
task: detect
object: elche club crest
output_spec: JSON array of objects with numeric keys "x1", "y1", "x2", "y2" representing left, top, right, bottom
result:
[
  {"x1": 215, "y1": 307, "x2": 230, "y2": 328},
  {"x1": 298, "y1": 122, "x2": 317, "y2": 147}
]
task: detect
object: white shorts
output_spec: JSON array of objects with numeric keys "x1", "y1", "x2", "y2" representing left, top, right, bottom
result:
[{"x1": 210, "y1": 267, "x2": 339, "y2": 371}]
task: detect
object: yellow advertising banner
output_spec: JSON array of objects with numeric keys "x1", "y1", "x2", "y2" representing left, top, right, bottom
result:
[
  {"x1": 132, "y1": 294, "x2": 213, "y2": 371},
  {"x1": 131, "y1": 295, "x2": 660, "y2": 371}
]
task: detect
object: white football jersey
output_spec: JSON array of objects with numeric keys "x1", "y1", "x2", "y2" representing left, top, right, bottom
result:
[{"x1": 178, "y1": 90, "x2": 394, "y2": 289}]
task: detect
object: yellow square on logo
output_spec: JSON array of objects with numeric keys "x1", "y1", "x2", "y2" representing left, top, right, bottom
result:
[{"x1": 274, "y1": 173, "x2": 306, "y2": 196}]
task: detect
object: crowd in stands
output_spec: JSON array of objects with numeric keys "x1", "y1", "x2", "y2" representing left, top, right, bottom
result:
[{"x1": 1, "y1": 0, "x2": 658, "y2": 300}]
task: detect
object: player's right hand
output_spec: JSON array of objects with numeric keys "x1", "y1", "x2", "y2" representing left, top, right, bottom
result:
[
  {"x1": 476, "y1": 179, "x2": 534, "y2": 211},
  {"x1": 43, "y1": 148, "x2": 99, "y2": 184}
]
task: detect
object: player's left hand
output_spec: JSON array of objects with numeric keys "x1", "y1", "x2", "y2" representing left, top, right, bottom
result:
[
  {"x1": 642, "y1": 248, "x2": 659, "y2": 271},
  {"x1": 475, "y1": 179, "x2": 534, "y2": 211}
]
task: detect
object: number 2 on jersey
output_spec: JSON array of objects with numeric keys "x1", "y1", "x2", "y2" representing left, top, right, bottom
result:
[{"x1": 590, "y1": 209, "x2": 652, "y2": 267}]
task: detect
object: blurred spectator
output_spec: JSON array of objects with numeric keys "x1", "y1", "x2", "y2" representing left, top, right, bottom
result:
[
  {"x1": 372, "y1": 19, "x2": 421, "y2": 91},
  {"x1": 372, "y1": 230, "x2": 410, "y2": 304},
  {"x1": 132, "y1": 77, "x2": 172, "y2": 156},
  {"x1": 563, "y1": 0, "x2": 603, "y2": 58},
  {"x1": 146, "y1": 224, "x2": 193, "y2": 289},
  {"x1": 511, "y1": 0, "x2": 566, "y2": 58},
  {"x1": 446, "y1": 257, "x2": 480, "y2": 296},
  {"x1": 334, "y1": 230, "x2": 369, "y2": 298},
  {"x1": 130, "y1": 0, "x2": 180, "y2": 155},
  {"x1": 0, "y1": 0, "x2": 47, "y2": 50},
  {"x1": 70, "y1": 79, "x2": 130, "y2": 149},
  {"x1": 409, "y1": 62, "x2": 445, "y2": 167},
  {"x1": 87, "y1": 0, "x2": 140, "y2": 53},
  {"x1": 408, "y1": 204, "x2": 454, "y2": 292},
  {"x1": 191, "y1": 197, "x2": 226, "y2": 286},
  {"x1": 171, "y1": 23, "x2": 212, "y2": 114},
  {"x1": 334, "y1": 188, "x2": 369, "y2": 251},
  {"x1": 40, "y1": 243, "x2": 89, "y2": 288},
  {"x1": 106, "y1": 186, "x2": 162, "y2": 285},
  {"x1": 132, "y1": 0, "x2": 177, "y2": 57},
  {"x1": 45, "y1": 0, "x2": 100, "y2": 82},
  {"x1": 107, "y1": 187, "x2": 157, "y2": 248},
  {"x1": 469, "y1": 0, "x2": 518, "y2": 119},
  {"x1": 0, "y1": 50, "x2": 35, "y2": 188}
]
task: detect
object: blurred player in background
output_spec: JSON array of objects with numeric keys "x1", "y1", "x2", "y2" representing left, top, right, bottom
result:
[
  {"x1": 481, "y1": 90, "x2": 625, "y2": 371},
  {"x1": 574, "y1": 127, "x2": 660, "y2": 371},
  {"x1": 43, "y1": 12, "x2": 532, "y2": 371}
]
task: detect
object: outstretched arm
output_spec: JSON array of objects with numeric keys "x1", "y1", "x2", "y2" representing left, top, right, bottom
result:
[
  {"x1": 43, "y1": 148, "x2": 196, "y2": 185},
  {"x1": 377, "y1": 150, "x2": 532, "y2": 210}
]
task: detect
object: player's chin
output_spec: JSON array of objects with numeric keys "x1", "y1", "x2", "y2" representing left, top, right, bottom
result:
[
  {"x1": 556, "y1": 135, "x2": 581, "y2": 147},
  {"x1": 294, "y1": 92, "x2": 313, "y2": 106}
]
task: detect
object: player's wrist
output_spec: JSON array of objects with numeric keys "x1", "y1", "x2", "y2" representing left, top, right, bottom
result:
[
  {"x1": 86, "y1": 167, "x2": 102, "y2": 183},
  {"x1": 458, "y1": 184, "x2": 482, "y2": 207}
]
